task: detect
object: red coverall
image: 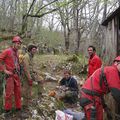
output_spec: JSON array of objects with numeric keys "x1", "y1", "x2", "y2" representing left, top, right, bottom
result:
[
  {"x1": 88, "y1": 53, "x2": 102, "y2": 78},
  {"x1": 0, "y1": 47, "x2": 21, "y2": 111},
  {"x1": 80, "y1": 65, "x2": 120, "y2": 120},
  {"x1": 0, "y1": 65, "x2": 3, "y2": 71}
]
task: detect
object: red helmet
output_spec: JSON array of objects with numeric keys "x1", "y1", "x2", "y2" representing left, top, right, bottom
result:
[
  {"x1": 12, "y1": 36, "x2": 22, "y2": 43},
  {"x1": 114, "y1": 56, "x2": 120, "y2": 62}
]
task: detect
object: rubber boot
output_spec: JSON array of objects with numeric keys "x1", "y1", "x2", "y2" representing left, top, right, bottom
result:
[
  {"x1": 16, "y1": 109, "x2": 29, "y2": 119},
  {"x1": 4, "y1": 110, "x2": 12, "y2": 120}
]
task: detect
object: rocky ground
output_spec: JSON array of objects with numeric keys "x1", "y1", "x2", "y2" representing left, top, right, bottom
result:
[{"x1": 0, "y1": 54, "x2": 87, "y2": 120}]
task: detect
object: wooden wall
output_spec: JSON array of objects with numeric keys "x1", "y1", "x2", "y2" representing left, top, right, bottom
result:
[{"x1": 103, "y1": 17, "x2": 118, "y2": 64}]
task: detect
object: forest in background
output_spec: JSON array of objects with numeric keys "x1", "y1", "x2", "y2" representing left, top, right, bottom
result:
[
  {"x1": 0, "y1": 0, "x2": 120, "y2": 55},
  {"x1": 0, "y1": 1, "x2": 120, "y2": 120}
]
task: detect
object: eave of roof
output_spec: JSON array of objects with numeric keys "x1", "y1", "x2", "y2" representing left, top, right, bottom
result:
[{"x1": 101, "y1": 6, "x2": 120, "y2": 26}]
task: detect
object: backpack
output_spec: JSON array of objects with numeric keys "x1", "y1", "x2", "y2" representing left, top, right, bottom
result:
[{"x1": 18, "y1": 49, "x2": 26, "y2": 76}]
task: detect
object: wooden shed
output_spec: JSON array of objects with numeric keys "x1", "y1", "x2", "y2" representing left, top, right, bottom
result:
[
  {"x1": 102, "y1": 8, "x2": 120, "y2": 119},
  {"x1": 101, "y1": 6, "x2": 120, "y2": 63}
]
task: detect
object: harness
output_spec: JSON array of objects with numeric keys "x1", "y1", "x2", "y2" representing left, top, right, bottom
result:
[
  {"x1": 99, "y1": 67, "x2": 110, "y2": 93},
  {"x1": 9, "y1": 48, "x2": 20, "y2": 76},
  {"x1": 81, "y1": 67, "x2": 109, "y2": 97},
  {"x1": 81, "y1": 88, "x2": 100, "y2": 97},
  {"x1": 81, "y1": 67, "x2": 113, "y2": 119}
]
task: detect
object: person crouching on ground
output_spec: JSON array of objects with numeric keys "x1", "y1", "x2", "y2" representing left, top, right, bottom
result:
[{"x1": 58, "y1": 70, "x2": 79, "y2": 104}]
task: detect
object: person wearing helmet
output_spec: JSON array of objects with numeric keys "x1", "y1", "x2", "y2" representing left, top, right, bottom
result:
[
  {"x1": 12, "y1": 36, "x2": 22, "y2": 43},
  {"x1": 21, "y1": 44, "x2": 37, "y2": 111},
  {"x1": 79, "y1": 56, "x2": 120, "y2": 120},
  {"x1": 0, "y1": 36, "x2": 23, "y2": 118},
  {"x1": 113, "y1": 56, "x2": 120, "y2": 62},
  {"x1": 87, "y1": 45, "x2": 102, "y2": 78}
]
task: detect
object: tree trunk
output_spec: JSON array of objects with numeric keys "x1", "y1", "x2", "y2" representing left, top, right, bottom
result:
[
  {"x1": 102, "y1": 0, "x2": 108, "y2": 21},
  {"x1": 64, "y1": 26, "x2": 70, "y2": 51},
  {"x1": 21, "y1": 15, "x2": 28, "y2": 34},
  {"x1": 73, "y1": 0, "x2": 80, "y2": 52}
]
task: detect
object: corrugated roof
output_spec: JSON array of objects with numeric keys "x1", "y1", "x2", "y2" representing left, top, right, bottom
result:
[{"x1": 101, "y1": 6, "x2": 120, "y2": 26}]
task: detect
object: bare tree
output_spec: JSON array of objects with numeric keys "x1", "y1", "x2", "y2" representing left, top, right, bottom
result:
[
  {"x1": 72, "y1": 0, "x2": 88, "y2": 52},
  {"x1": 102, "y1": 0, "x2": 108, "y2": 21},
  {"x1": 0, "y1": 0, "x2": 119, "y2": 52},
  {"x1": 21, "y1": 0, "x2": 36, "y2": 34},
  {"x1": 55, "y1": 0, "x2": 73, "y2": 51}
]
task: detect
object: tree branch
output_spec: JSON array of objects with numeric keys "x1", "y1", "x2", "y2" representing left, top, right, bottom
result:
[
  {"x1": 26, "y1": 0, "x2": 73, "y2": 18},
  {"x1": 35, "y1": 0, "x2": 58, "y2": 15},
  {"x1": 23, "y1": 0, "x2": 37, "y2": 19},
  {"x1": 27, "y1": 8, "x2": 58, "y2": 18}
]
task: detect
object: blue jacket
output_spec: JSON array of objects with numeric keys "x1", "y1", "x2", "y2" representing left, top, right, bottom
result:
[{"x1": 60, "y1": 76, "x2": 79, "y2": 91}]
